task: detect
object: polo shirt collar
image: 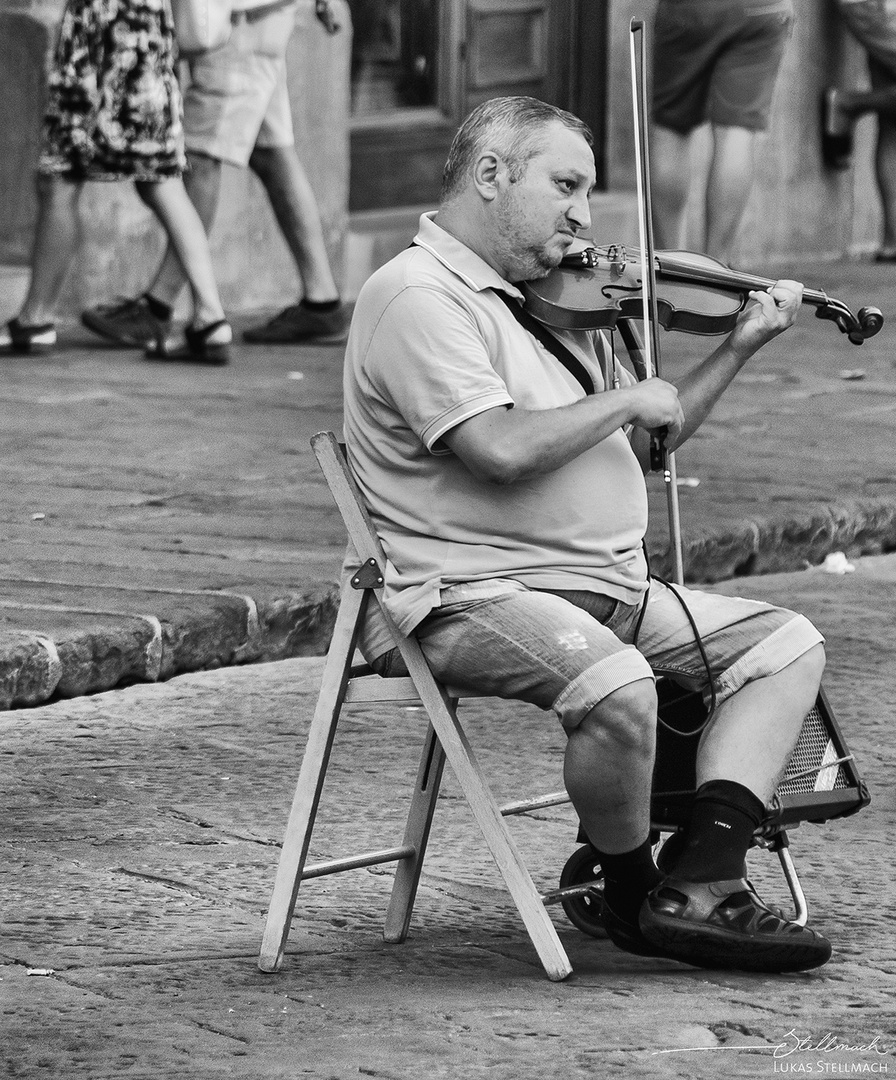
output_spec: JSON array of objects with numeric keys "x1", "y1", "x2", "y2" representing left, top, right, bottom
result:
[{"x1": 412, "y1": 211, "x2": 524, "y2": 300}]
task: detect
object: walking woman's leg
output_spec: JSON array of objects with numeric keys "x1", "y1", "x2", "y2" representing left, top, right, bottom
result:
[
  {"x1": 18, "y1": 173, "x2": 84, "y2": 326},
  {"x1": 135, "y1": 177, "x2": 228, "y2": 333}
]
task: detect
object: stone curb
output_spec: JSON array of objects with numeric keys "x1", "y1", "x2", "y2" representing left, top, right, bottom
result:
[
  {"x1": 647, "y1": 497, "x2": 896, "y2": 582},
  {"x1": 1, "y1": 498, "x2": 894, "y2": 712},
  {"x1": 0, "y1": 584, "x2": 338, "y2": 711}
]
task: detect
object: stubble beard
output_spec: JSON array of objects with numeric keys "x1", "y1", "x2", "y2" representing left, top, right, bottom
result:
[{"x1": 492, "y1": 186, "x2": 572, "y2": 281}]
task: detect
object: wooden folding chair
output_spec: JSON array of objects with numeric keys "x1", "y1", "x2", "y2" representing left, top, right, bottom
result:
[
  {"x1": 258, "y1": 432, "x2": 871, "y2": 980},
  {"x1": 257, "y1": 431, "x2": 575, "y2": 981}
]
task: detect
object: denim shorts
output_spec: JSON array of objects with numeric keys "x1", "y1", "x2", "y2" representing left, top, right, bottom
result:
[
  {"x1": 370, "y1": 577, "x2": 823, "y2": 731},
  {"x1": 651, "y1": 0, "x2": 794, "y2": 133}
]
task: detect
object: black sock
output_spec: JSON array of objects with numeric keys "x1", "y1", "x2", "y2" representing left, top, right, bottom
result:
[
  {"x1": 301, "y1": 297, "x2": 340, "y2": 312},
  {"x1": 144, "y1": 293, "x2": 173, "y2": 322},
  {"x1": 668, "y1": 779, "x2": 765, "y2": 883},
  {"x1": 592, "y1": 837, "x2": 663, "y2": 925}
]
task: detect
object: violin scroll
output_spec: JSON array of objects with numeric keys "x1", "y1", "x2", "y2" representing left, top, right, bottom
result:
[{"x1": 813, "y1": 300, "x2": 884, "y2": 345}]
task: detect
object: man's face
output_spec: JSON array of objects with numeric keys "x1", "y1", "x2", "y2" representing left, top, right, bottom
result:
[{"x1": 492, "y1": 121, "x2": 595, "y2": 282}]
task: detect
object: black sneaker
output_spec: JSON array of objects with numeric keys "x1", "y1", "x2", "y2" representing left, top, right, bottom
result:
[
  {"x1": 82, "y1": 296, "x2": 169, "y2": 348},
  {"x1": 243, "y1": 302, "x2": 348, "y2": 345}
]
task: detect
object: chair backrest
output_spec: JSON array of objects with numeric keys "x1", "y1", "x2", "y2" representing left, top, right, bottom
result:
[
  {"x1": 312, "y1": 430, "x2": 428, "y2": 679},
  {"x1": 312, "y1": 430, "x2": 386, "y2": 572}
]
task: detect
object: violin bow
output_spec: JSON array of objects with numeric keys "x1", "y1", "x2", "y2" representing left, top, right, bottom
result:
[{"x1": 629, "y1": 18, "x2": 685, "y2": 584}]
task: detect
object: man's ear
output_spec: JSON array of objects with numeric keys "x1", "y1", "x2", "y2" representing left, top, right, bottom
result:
[{"x1": 471, "y1": 151, "x2": 503, "y2": 201}]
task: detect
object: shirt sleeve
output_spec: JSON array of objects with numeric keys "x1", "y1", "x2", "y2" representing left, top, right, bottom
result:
[{"x1": 363, "y1": 285, "x2": 515, "y2": 453}]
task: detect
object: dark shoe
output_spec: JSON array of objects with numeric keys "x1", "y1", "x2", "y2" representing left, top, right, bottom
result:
[
  {"x1": 639, "y1": 877, "x2": 832, "y2": 973},
  {"x1": 874, "y1": 250, "x2": 896, "y2": 263},
  {"x1": 821, "y1": 88, "x2": 854, "y2": 170},
  {"x1": 0, "y1": 317, "x2": 56, "y2": 354},
  {"x1": 146, "y1": 319, "x2": 232, "y2": 365},
  {"x1": 243, "y1": 301, "x2": 347, "y2": 344},
  {"x1": 601, "y1": 897, "x2": 679, "y2": 961},
  {"x1": 82, "y1": 296, "x2": 169, "y2": 348}
]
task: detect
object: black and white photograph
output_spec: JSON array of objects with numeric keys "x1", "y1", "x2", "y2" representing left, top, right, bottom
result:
[{"x1": 1, "y1": 1, "x2": 894, "y2": 1076}]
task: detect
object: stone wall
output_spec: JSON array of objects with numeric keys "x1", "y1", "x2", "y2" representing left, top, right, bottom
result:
[
  {"x1": 606, "y1": 0, "x2": 881, "y2": 266},
  {"x1": 0, "y1": 0, "x2": 350, "y2": 315}
]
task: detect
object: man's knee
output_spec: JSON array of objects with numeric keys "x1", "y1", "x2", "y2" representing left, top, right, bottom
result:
[
  {"x1": 735, "y1": 640, "x2": 826, "y2": 702},
  {"x1": 792, "y1": 641, "x2": 826, "y2": 686},
  {"x1": 577, "y1": 677, "x2": 658, "y2": 759}
]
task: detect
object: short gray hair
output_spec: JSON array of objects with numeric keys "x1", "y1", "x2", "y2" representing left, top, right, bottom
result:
[{"x1": 440, "y1": 96, "x2": 593, "y2": 201}]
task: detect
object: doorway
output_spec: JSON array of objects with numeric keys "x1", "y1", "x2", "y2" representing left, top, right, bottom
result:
[{"x1": 347, "y1": 0, "x2": 608, "y2": 212}]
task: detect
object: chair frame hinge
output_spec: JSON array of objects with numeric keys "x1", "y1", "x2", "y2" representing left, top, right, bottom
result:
[{"x1": 351, "y1": 558, "x2": 385, "y2": 590}]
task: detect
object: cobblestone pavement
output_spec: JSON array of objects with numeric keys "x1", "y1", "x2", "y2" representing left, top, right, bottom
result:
[
  {"x1": 0, "y1": 257, "x2": 895, "y2": 708},
  {"x1": 1, "y1": 555, "x2": 894, "y2": 1079}
]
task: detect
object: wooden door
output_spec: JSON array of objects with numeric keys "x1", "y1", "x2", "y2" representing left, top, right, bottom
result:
[
  {"x1": 459, "y1": 0, "x2": 564, "y2": 112},
  {"x1": 348, "y1": 0, "x2": 607, "y2": 212}
]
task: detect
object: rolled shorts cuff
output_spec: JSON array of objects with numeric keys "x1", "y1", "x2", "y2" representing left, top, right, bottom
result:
[
  {"x1": 553, "y1": 649, "x2": 654, "y2": 731},
  {"x1": 714, "y1": 614, "x2": 824, "y2": 706}
]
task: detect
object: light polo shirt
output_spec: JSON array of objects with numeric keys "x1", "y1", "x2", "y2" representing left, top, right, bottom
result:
[{"x1": 343, "y1": 212, "x2": 650, "y2": 640}]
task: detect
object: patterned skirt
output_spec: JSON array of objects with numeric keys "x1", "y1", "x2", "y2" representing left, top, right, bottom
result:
[{"x1": 39, "y1": 0, "x2": 186, "y2": 181}]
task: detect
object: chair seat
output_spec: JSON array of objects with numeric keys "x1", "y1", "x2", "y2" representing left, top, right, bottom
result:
[{"x1": 344, "y1": 671, "x2": 473, "y2": 703}]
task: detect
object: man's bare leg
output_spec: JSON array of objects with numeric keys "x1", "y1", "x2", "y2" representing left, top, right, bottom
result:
[
  {"x1": 653, "y1": 122, "x2": 761, "y2": 264},
  {"x1": 249, "y1": 144, "x2": 339, "y2": 302},
  {"x1": 694, "y1": 644, "x2": 826, "y2": 802},
  {"x1": 242, "y1": 144, "x2": 346, "y2": 343},
  {"x1": 651, "y1": 124, "x2": 692, "y2": 251},
  {"x1": 564, "y1": 678, "x2": 657, "y2": 853},
  {"x1": 704, "y1": 124, "x2": 758, "y2": 265}
]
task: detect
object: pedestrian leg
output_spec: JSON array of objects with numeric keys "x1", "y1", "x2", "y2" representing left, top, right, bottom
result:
[{"x1": 17, "y1": 174, "x2": 83, "y2": 326}]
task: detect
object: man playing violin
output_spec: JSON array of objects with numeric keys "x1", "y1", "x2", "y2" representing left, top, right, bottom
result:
[{"x1": 342, "y1": 95, "x2": 830, "y2": 973}]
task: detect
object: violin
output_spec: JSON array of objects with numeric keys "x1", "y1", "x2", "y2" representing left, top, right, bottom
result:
[{"x1": 522, "y1": 243, "x2": 884, "y2": 346}]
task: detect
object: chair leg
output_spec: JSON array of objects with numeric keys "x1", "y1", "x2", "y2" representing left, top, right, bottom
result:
[
  {"x1": 258, "y1": 584, "x2": 365, "y2": 973},
  {"x1": 397, "y1": 644, "x2": 573, "y2": 981},
  {"x1": 384, "y1": 722, "x2": 447, "y2": 943}
]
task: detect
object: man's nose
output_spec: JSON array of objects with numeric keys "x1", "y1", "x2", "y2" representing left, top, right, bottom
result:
[{"x1": 568, "y1": 191, "x2": 591, "y2": 232}]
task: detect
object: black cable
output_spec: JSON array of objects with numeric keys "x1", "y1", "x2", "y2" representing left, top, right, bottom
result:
[{"x1": 633, "y1": 548, "x2": 718, "y2": 738}]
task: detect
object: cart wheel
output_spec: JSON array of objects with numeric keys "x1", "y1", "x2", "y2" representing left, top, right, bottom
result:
[
  {"x1": 655, "y1": 830, "x2": 685, "y2": 873},
  {"x1": 559, "y1": 845, "x2": 607, "y2": 938}
]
